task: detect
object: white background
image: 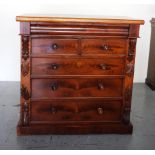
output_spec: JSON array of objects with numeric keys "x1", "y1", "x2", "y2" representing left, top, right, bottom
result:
[{"x1": 0, "y1": 0, "x2": 155, "y2": 82}]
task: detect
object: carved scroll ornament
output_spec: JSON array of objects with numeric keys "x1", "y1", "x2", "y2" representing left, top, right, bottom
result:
[
  {"x1": 21, "y1": 85, "x2": 30, "y2": 100},
  {"x1": 128, "y1": 39, "x2": 137, "y2": 62}
]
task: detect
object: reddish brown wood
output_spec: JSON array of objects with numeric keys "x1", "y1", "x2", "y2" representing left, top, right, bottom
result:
[
  {"x1": 123, "y1": 36, "x2": 138, "y2": 124},
  {"x1": 31, "y1": 78, "x2": 123, "y2": 98},
  {"x1": 16, "y1": 15, "x2": 144, "y2": 135},
  {"x1": 30, "y1": 23, "x2": 129, "y2": 36},
  {"x1": 31, "y1": 37, "x2": 128, "y2": 56},
  {"x1": 20, "y1": 35, "x2": 31, "y2": 127},
  {"x1": 31, "y1": 57, "x2": 125, "y2": 76},
  {"x1": 32, "y1": 38, "x2": 78, "y2": 55},
  {"x1": 129, "y1": 24, "x2": 140, "y2": 38},
  {"x1": 16, "y1": 15, "x2": 144, "y2": 24},
  {"x1": 81, "y1": 38, "x2": 128, "y2": 55},
  {"x1": 17, "y1": 122, "x2": 133, "y2": 135},
  {"x1": 30, "y1": 100, "x2": 122, "y2": 123}
]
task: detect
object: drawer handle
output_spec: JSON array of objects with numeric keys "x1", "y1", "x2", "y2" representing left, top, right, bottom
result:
[
  {"x1": 97, "y1": 107, "x2": 104, "y2": 115},
  {"x1": 51, "y1": 83, "x2": 58, "y2": 91},
  {"x1": 51, "y1": 64, "x2": 59, "y2": 70},
  {"x1": 51, "y1": 107, "x2": 57, "y2": 114},
  {"x1": 99, "y1": 64, "x2": 107, "y2": 70},
  {"x1": 98, "y1": 83, "x2": 104, "y2": 90},
  {"x1": 51, "y1": 43, "x2": 58, "y2": 50},
  {"x1": 102, "y1": 44, "x2": 109, "y2": 51}
]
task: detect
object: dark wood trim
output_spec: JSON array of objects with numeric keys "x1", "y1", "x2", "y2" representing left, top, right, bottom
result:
[
  {"x1": 30, "y1": 75, "x2": 125, "y2": 79},
  {"x1": 30, "y1": 97, "x2": 123, "y2": 101},
  {"x1": 17, "y1": 121, "x2": 133, "y2": 135},
  {"x1": 146, "y1": 19, "x2": 155, "y2": 91},
  {"x1": 145, "y1": 78, "x2": 155, "y2": 91},
  {"x1": 122, "y1": 37, "x2": 138, "y2": 124}
]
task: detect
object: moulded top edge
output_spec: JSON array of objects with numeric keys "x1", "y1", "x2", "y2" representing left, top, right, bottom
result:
[{"x1": 16, "y1": 15, "x2": 145, "y2": 25}]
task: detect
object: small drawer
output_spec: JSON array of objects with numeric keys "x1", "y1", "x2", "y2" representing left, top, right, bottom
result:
[
  {"x1": 30, "y1": 100, "x2": 122, "y2": 123},
  {"x1": 81, "y1": 38, "x2": 127, "y2": 55},
  {"x1": 31, "y1": 78, "x2": 123, "y2": 99},
  {"x1": 32, "y1": 57, "x2": 125, "y2": 76},
  {"x1": 31, "y1": 38, "x2": 78, "y2": 55}
]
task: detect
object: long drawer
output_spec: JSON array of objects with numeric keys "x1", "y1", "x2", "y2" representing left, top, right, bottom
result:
[
  {"x1": 31, "y1": 38, "x2": 127, "y2": 55},
  {"x1": 32, "y1": 57, "x2": 125, "y2": 76},
  {"x1": 31, "y1": 78, "x2": 123, "y2": 98},
  {"x1": 30, "y1": 100, "x2": 122, "y2": 123}
]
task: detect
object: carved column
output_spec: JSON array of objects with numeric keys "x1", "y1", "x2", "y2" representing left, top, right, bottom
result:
[
  {"x1": 20, "y1": 22, "x2": 30, "y2": 126},
  {"x1": 123, "y1": 25, "x2": 139, "y2": 124}
]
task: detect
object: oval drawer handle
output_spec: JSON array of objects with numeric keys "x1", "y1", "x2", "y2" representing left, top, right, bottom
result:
[
  {"x1": 50, "y1": 83, "x2": 58, "y2": 91},
  {"x1": 97, "y1": 107, "x2": 104, "y2": 115},
  {"x1": 99, "y1": 64, "x2": 107, "y2": 70},
  {"x1": 102, "y1": 44, "x2": 109, "y2": 51},
  {"x1": 51, "y1": 64, "x2": 59, "y2": 70},
  {"x1": 98, "y1": 83, "x2": 104, "y2": 90},
  {"x1": 51, "y1": 43, "x2": 58, "y2": 50}
]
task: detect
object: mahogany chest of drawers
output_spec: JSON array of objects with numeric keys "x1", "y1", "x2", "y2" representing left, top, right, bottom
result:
[{"x1": 16, "y1": 15, "x2": 144, "y2": 135}]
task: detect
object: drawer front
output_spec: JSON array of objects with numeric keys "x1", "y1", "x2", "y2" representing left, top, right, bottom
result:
[
  {"x1": 31, "y1": 78, "x2": 123, "y2": 98},
  {"x1": 81, "y1": 38, "x2": 127, "y2": 55},
  {"x1": 32, "y1": 38, "x2": 78, "y2": 55},
  {"x1": 32, "y1": 57, "x2": 125, "y2": 76},
  {"x1": 31, "y1": 100, "x2": 122, "y2": 123}
]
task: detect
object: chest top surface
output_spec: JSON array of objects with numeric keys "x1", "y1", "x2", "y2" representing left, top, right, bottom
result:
[{"x1": 16, "y1": 14, "x2": 144, "y2": 24}]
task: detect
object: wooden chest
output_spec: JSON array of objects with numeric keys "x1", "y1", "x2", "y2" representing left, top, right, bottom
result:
[{"x1": 16, "y1": 15, "x2": 144, "y2": 135}]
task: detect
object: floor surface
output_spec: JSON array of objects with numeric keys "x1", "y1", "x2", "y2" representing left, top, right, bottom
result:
[{"x1": 0, "y1": 82, "x2": 155, "y2": 150}]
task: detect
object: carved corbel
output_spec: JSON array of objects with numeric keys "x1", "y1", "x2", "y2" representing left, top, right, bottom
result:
[
  {"x1": 22, "y1": 36, "x2": 29, "y2": 61},
  {"x1": 21, "y1": 36, "x2": 30, "y2": 76},
  {"x1": 126, "y1": 63, "x2": 134, "y2": 76},
  {"x1": 128, "y1": 39, "x2": 137, "y2": 62},
  {"x1": 21, "y1": 85, "x2": 30, "y2": 100},
  {"x1": 21, "y1": 61, "x2": 29, "y2": 76}
]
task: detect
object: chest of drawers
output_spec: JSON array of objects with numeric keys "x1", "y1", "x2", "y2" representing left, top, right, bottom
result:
[{"x1": 16, "y1": 15, "x2": 144, "y2": 135}]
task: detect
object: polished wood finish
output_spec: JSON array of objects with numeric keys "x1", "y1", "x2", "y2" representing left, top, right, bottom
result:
[
  {"x1": 81, "y1": 38, "x2": 127, "y2": 55},
  {"x1": 31, "y1": 38, "x2": 127, "y2": 55},
  {"x1": 17, "y1": 15, "x2": 144, "y2": 135},
  {"x1": 32, "y1": 38, "x2": 78, "y2": 55},
  {"x1": 31, "y1": 100, "x2": 122, "y2": 123},
  {"x1": 146, "y1": 18, "x2": 155, "y2": 90},
  {"x1": 16, "y1": 15, "x2": 144, "y2": 24},
  {"x1": 31, "y1": 78, "x2": 123, "y2": 98},
  {"x1": 32, "y1": 57, "x2": 125, "y2": 75},
  {"x1": 30, "y1": 23, "x2": 130, "y2": 36}
]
